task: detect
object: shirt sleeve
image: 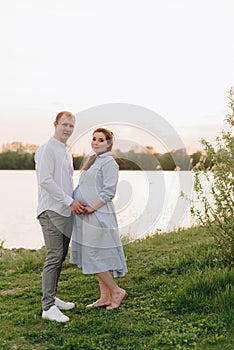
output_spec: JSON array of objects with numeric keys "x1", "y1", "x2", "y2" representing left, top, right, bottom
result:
[
  {"x1": 35, "y1": 146, "x2": 73, "y2": 207},
  {"x1": 97, "y1": 159, "x2": 119, "y2": 203}
]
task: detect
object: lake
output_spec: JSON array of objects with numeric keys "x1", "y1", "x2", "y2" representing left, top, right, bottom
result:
[{"x1": 0, "y1": 170, "x2": 194, "y2": 249}]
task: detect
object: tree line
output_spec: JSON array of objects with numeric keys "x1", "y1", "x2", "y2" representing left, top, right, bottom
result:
[{"x1": 0, "y1": 146, "x2": 212, "y2": 170}]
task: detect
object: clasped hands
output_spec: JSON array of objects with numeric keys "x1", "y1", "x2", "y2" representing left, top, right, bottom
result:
[{"x1": 70, "y1": 200, "x2": 95, "y2": 215}]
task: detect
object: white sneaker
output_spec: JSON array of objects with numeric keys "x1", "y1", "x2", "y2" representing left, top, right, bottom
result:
[
  {"x1": 55, "y1": 297, "x2": 75, "y2": 310},
  {"x1": 42, "y1": 305, "x2": 69, "y2": 323}
]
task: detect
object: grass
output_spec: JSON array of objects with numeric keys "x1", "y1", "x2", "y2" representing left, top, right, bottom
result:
[{"x1": 0, "y1": 226, "x2": 233, "y2": 350}]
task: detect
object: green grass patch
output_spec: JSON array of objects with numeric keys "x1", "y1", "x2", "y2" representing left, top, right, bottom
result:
[{"x1": 0, "y1": 226, "x2": 233, "y2": 349}]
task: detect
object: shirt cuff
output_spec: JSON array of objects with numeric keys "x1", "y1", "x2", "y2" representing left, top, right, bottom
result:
[{"x1": 65, "y1": 196, "x2": 74, "y2": 207}]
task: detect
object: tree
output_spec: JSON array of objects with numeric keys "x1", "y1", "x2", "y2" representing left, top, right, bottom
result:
[
  {"x1": 73, "y1": 155, "x2": 84, "y2": 170},
  {"x1": 157, "y1": 152, "x2": 176, "y2": 170},
  {"x1": 172, "y1": 148, "x2": 191, "y2": 170},
  {"x1": 192, "y1": 88, "x2": 234, "y2": 267}
]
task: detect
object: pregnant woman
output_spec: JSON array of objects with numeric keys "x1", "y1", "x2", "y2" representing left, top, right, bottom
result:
[{"x1": 70, "y1": 127, "x2": 128, "y2": 310}]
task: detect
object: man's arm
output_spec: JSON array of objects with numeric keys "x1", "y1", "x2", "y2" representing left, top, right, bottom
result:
[
  {"x1": 35, "y1": 146, "x2": 73, "y2": 206},
  {"x1": 36, "y1": 146, "x2": 86, "y2": 213}
]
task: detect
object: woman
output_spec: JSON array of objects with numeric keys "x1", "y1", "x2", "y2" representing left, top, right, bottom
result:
[{"x1": 70, "y1": 128, "x2": 128, "y2": 310}]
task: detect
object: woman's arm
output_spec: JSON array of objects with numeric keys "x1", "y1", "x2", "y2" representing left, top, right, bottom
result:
[
  {"x1": 85, "y1": 199, "x2": 105, "y2": 213},
  {"x1": 86, "y1": 158, "x2": 119, "y2": 213}
]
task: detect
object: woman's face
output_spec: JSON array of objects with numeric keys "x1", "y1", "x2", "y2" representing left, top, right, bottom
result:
[{"x1": 91, "y1": 132, "x2": 108, "y2": 154}]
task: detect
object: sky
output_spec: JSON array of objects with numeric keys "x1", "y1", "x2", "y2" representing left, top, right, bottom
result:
[{"x1": 0, "y1": 0, "x2": 234, "y2": 154}]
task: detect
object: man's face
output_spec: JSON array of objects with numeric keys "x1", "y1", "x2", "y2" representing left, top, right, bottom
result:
[{"x1": 54, "y1": 114, "x2": 75, "y2": 143}]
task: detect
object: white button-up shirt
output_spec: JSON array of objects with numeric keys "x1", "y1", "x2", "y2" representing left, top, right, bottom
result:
[{"x1": 35, "y1": 137, "x2": 74, "y2": 217}]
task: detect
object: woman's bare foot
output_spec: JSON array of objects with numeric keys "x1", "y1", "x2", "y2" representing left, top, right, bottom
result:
[
  {"x1": 106, "y1": 289, "x2": 127, "y2": 310},
  {"x1": 86, "y1": 298, "x2": 112, "y2": 308}
]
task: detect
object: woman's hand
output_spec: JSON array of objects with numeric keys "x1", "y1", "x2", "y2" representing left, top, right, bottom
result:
[
  {"x1": 70, "y1": 200, "x2": 87, "y2": 214},
  {"x1": 84, "y1": 206, "x2": 96, "y2": 214},
  {"x1": 82, "y1": 199, "x2": 105, "y2": 214}
]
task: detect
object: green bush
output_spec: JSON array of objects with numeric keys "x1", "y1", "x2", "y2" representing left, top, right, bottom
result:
[{"x1": 192, "y1": 87, "x2": 234, "y2": 267}]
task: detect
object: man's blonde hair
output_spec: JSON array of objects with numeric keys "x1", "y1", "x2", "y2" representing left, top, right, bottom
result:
[{"x1": 55, "y1": 111, "x2": 75, "y2": 124}]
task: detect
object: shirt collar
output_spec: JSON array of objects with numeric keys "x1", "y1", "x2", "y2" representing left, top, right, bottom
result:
[
  {"x1": 97, "y1": 151, "x2": 112, "y2": 158},
  {"x1": 50, "y1": 137, "x2": 67, "y2": 148}
]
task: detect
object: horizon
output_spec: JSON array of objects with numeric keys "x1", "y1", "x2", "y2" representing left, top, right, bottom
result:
[{"x1": 0, "y1": 138, "x2": 209, "y2": 156}]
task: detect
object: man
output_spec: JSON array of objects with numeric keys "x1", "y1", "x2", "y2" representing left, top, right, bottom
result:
[{"x1": 35, "y1": 111, "x2": 86, "y2": 322}]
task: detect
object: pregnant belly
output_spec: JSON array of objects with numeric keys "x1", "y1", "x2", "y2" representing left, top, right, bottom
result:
[
  {"x1": 74, "y1": 184, "x2": 98, "y2": 206},
  {"x1": 73, "y1": 187, "x2": 87, "y2": 204}
]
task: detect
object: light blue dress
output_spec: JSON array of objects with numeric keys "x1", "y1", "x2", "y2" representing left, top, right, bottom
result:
[{"x1": 70, "y1": 152, "x2": 128, "y2": 278}]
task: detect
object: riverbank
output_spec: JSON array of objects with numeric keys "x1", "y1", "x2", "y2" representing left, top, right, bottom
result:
[{"x1": 0, "y1": 226, "x2": 233, "y2": 349}]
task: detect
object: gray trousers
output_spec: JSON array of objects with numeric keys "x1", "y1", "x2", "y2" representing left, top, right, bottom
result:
[{"x1": 38, "y1": 210, "x2": 73, "y2": 311}]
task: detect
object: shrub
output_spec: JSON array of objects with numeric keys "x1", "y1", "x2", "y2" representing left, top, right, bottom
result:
[{"x1": 192, "y1": 87, "x2": 234, "y2": 267}]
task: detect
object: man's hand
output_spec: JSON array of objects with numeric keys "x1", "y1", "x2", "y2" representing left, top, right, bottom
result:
[{"x1": 70, "y1": 200, "x2": 87, "y2": 214}]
